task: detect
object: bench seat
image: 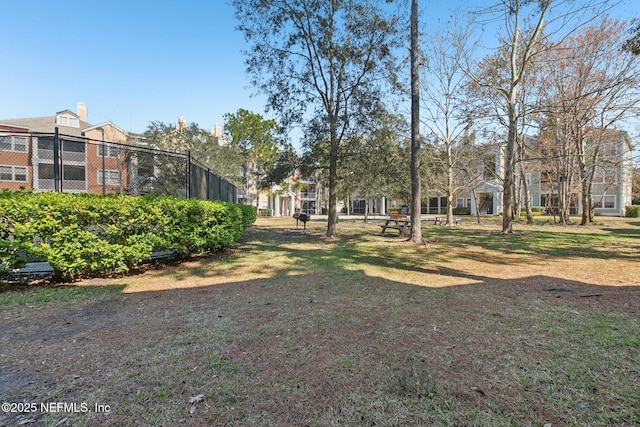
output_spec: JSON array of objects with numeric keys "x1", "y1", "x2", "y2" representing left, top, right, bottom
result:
[{"x1": 434, "y1": 217, "x2": 461, "y2": 225}]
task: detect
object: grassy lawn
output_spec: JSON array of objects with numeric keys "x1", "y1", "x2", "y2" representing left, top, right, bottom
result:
[{"x1": 1, "y1": 216, "x2": 639, "y2": 426}]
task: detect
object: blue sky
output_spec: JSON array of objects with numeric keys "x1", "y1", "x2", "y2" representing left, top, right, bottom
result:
[
  {"x1": 0, "y1": 0, "x2": 481, "y2": 138},
  {"x1": 1, "y1": 0, "x2": 639, "y2": 145}
]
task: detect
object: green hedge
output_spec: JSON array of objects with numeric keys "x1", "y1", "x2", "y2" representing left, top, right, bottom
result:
[
  {"x1": 625, "y1": 205, "x2": 640, "y2": 218},
  {"x1": 453, "y1": 206, "x2": 471, "y2": 215},
  {"x1": 519, "y1": 207, "x2": 543, "y2": 217},
  {"x1": 258, "y1": 208, "x2": 272, "y2": 217},
  {"x1": 0, "y1": 191, "x2": 256, "y2": 280}
]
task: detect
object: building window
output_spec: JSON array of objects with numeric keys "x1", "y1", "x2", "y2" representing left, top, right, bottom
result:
[
  {"x1": 56, "y1": 115, "x2": 80, "y2": 128},
  {"x1": 525, "y1": 173, "x2": 531, "y2": 185},
  {"x1": 456, "y1": 198, "x2": 464, "y2": 207},
  {"x1": 97, "y1": 169, "x2": 121, "y2": 185},
  {"x1": 601, "y1": 195, "x2": 615, "y2": 209},
  {"x1": 0, "y1": 136, "x2": 9, "y2": 151},
  {"x1": 0, "y1": 165, "x2": 28, "y2": 182},
  {"x1": 38, "y1": 164, "x2": 54, "y2": 180},
  {"x1": 64, "y1": 165, "x2": 85, "y2": 181},
  {"x1": 62, "y1": 140, "x2": 85, "y2": 153},
  {"x1": 98, "y1": 144, "x2": 120, "y2": 158},
  {"x1": 0, "y1": 166, "x2": 12, "y2": 180},
  {"x1": 14, "y1": 167, "x2": 27, "y2": 181},
  {"x1": 593, "y1": 170, "x2": 617, "y2": 184},
  {"x1": 0, "y1": 135, "x2": 28, "y2": 152}
]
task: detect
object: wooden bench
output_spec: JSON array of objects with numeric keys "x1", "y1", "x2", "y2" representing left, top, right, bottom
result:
[
  {"x1": 1, "y1": 261, "x2": 55, "y2": 283},
  {"x1": 433, "y1": 216, "x2": 461, "y2": 226}
]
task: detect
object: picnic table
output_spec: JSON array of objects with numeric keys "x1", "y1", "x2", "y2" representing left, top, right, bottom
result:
[{"x1": 380, "y1": 218, "x2": 412, "y2": 237}]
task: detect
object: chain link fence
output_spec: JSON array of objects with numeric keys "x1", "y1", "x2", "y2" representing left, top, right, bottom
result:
[{"x1": 0, "y1": 130, "x2": 237, "y2": 202}]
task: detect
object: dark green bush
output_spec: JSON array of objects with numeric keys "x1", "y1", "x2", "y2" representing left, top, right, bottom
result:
[
  {"x1": 237, "y1": 204, "x2": 258, "y2": 229},
  {"x1": 625, "y1": 205, "x2": 640, "y2": 218},
  {"x1": 0, "y1": 192, "x2": 254, "y2": 280},
  {"x1": 453, "y1": 206, "x2": 471, "y2": 215}
]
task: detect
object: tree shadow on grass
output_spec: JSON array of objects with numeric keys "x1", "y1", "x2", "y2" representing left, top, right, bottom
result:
[
  {"x1": 1, "y1": 265, "x2": 639, "y2": 426},
  {"x1": 120, "y1": 220, "x2": 640, "y2": 293}
]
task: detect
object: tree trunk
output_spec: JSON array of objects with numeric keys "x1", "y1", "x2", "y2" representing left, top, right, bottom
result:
[
  {"x1": 326, "y1": 94, "x2": 340, "y2": 236},
  {"x1": 581, "y1": 174, "x2": 591, "y2": 225},
  {"x1": 587, "y1": 180, "x2": 595, "y2": 223},
  {"x1": 446, "y1": 146, "x2": 454, "y2": 225},
  {"x1": 472, "y1": 188, "x2": 481, "y2": 224},
  {"x1": 409, "y1": 0, "x2": 423, "y2": 243},
  {"x1": 558, "y1": 161, "x2": 570, "y2": 224},
  {"x1": 327, "y1": 140, "x2": 339, "y2": 237},
  {"x1": 502, "y1": 102, "x2": 517, "y2": 234},
  {"x1": 520, "y1": 167, "x2": 533, "y2": 224},
  {"x1": 517, "y1": 135, "x2": 532, "y2": 224},
  {"x1": 244, "y1": 164, "x2": 251, "y2": 205},
  {"x1": 364, "y1": 192, "x2": 369, "y2": 223},
  {"x1": 577, "y1": 136, "x2": 590, "y2": 226}
]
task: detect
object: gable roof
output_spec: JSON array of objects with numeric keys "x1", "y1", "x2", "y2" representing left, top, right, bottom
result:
[
  {"x1": 0, "y1": 123, "x2": 29, "y2": 132},
  {"x1": 0, "y1": 114, "x2": 93, "y2": 137},
  {"x1": 83, "y1": 121, "x2": 129, "y2": 137}
]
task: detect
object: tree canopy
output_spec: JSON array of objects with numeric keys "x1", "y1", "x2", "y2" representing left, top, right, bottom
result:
[
  {"x1": 224, "y1": 109, "x2": 281, "y2": 205},
  {"x1": 233, "y1": 0, "x2": 403, "y2": 236}
]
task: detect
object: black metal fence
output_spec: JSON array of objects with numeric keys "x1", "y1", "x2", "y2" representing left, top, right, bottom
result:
[{"x1": 0, "y1": 129, "x2": 237, "y2": 202}]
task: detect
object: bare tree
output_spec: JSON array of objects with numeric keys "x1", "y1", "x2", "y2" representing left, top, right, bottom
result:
[
  {"x1": 469, "y1": 0, "x2": 614, "y2": 232},
  {"x1": 491, "y1": 0, "x2": 550, "y2": 233},
  {"x1": 537, "y1": 17, "x2": 639, "y2": 224},
  {"x1": 421, "y1": 18, "x2": 477, "y2": 225}
]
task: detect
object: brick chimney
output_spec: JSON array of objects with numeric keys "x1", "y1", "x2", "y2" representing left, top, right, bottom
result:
[{"x1": 77, "y1": 102, "x2": 87, "y2": 122}]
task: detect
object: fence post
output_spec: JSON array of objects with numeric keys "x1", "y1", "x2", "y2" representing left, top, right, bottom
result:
[
  {"x1": 206, "y1": 167, "x2": 211, "y2": 201},
  {"x1": 53, "y1": 127, "x2": 61, "y2": 192},
  {"x1": 186, "y1": 150, "x2": 191, "y2": 199},
  {"x1": 101, "y1": 141, "x2": 106, "y2": 195}
]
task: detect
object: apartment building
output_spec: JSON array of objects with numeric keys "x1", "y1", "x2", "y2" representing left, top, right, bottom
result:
[
  {"x1": 0, "y1": 103, "x2": 129, "y2": 194},
  {"x1": 347, "y1": 129, "x2": 632, "y2": 218},
  {"x1": 524, "y1": 130, "x2": 633, "y2": 217},
  {"x1": 258, "y1": 174, "x2": 324, "y2": 217}
]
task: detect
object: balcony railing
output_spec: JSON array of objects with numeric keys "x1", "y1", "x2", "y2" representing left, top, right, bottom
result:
[
  {"x1": 38, "y1": 149, "x2": 86, "y2": 163},
  {"x1": 300, "y1": 191, "x2": 316, "y2": 199},
  {"x1": 39, "y1": 179, "x2": 86, "y2": 192}
]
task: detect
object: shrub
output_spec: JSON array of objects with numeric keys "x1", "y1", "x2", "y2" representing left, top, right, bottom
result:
[
  {"x1": 237, "y1": 204, "x2": 258, "y2": 229},
  {"x1": 519, "y1": 207, "x2": 543, "y2": 217},
  {"x1": 259, "y1": 208, "x2": 272, "y2": 217},
  {"x1": 625, "y1": 205, "x2": 640, "y2": 218},
  {"x1": 0, "y1": 192, "x2": 254, "y2": 280},
  {"x1": 453, "y1": 206, "x2": 471, "y2": 215}
]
